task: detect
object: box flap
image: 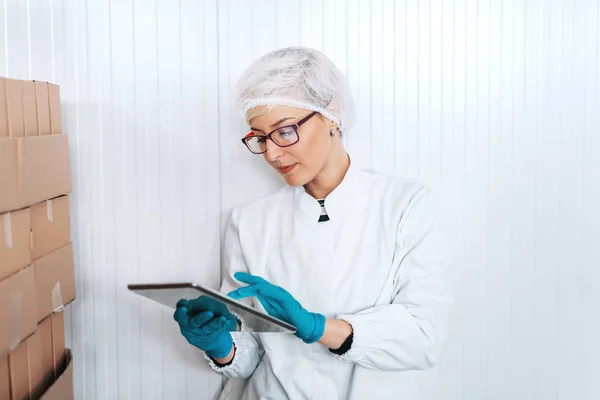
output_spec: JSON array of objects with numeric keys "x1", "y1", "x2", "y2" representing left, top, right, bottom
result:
[
  {"x1": 0, "y1": 354, "x2": 9, "y2": 400},
  {"x1": 40, "y1": 348, "x2": 73, "y2": 400},
  {"x1": 27, "y1": 328, "x2": 46, "y2": 399},
  {"x1": 0, "y1": 267, "x2": 38, "y2": 356},
  {"x1": 0, "y1": 207, "x2": 32, "y2": 280},
  {"x1": 6, "y1": 78, "x2": 24, "y2": 137},
  {"x1": 20, "y1": 134, "x2": 72, "y2": 209},
  {"x1": 0, "y1": 138, "x2": 20, "y2": 212},
  {"x1": 23, "y1": 80, "x2": 38, "y2": 136},
  {"x1": 51, "y1": 312, "x2": 66, "y2": 374},
  {"x1": 0, "y1": 135, "x2": 72, "y2": 214},
  {"x1": 34, "y1": 81, "x2": 51, "y2": 136},
  {"x1": 30, "y1": 196, "x2": 71, "y2": 261},
  {"x1": 48, "y1": 84, "x2": 62, "y2": 134},
  {"x1": 8, "y1": 338, "x2": 29, "y2": 400},
  {"x1": 34, "y1": 243, "x2": 75, "y2": 322},
  {"x1": 38, "y1": 316, "x2": 55, "y2": 382}
]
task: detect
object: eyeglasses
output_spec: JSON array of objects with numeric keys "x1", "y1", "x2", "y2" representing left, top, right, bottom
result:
[{"x1": 241, "y1": 111, "x2": 318, "y2": 154}]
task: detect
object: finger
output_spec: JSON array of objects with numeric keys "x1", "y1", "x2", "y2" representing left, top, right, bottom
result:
[
  {"x1": 190, "y1": 311, "x2": 215, "y2": 328},
  {"x1": 173, "y1": 306, "x2": 190, "y2": 327},
  {"x1": 256, "y1": 293, "x2": 287, "y2": 313},
  {"x1": 228, "y1": 284, "x2": 262, "y2": 300},
  {"x1": 239, "y1": 282, "x2": 288, "y2": 304},
  {"x1": 202, "y1": 316, "x2": 227, "y2": 334},
  {"x1": 255, "y1": 296, "x2": 275, "y2": 315},
  {"x1": 259, "y1": 285, "x2": 290, "y2": 303},
  {"x1": 233, "y1": 272, "x2": 266, "y2": 285},
  {"x1": 233, "y1": 274, "x2": 289, "y2": 302},
  {"x1": 176, "y1": 299, "x2": 189, "y2": 309}
]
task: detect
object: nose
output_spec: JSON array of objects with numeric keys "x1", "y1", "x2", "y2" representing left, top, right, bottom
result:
[{"x1": 263, "y1": 139, "x2": 283, "y2": 162}]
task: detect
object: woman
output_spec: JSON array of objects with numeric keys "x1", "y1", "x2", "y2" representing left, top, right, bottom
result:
[{"x1": 174, "y1": 46, "x2": 453, "y2": 399}]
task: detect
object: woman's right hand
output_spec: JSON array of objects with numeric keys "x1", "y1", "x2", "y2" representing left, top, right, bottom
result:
[{"x1": 173, "y1": 297, "x2": 237, "y2": 359}]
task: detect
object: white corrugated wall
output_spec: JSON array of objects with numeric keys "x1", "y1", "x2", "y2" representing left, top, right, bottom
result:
[{"x1": 2, "y1": 1, "x2": 599, "y2": 399}]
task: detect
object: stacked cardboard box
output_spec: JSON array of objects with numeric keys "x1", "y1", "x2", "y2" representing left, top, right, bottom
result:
[{"x1": 1, "y1": 77, "x2": 75, "y2": 400}]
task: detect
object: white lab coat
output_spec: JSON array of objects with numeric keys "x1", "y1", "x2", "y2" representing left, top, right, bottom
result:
[{"x1": 205, "y1": 162, "x2": 453, "y2": 399}]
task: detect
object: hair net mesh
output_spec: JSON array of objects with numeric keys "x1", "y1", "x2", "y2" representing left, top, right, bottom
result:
[{"x1": 235, "y1": 46, "x2": 356, "y2": 132}]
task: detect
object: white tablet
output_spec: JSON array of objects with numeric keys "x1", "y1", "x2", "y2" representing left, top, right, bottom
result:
[{"x1": 127, "y1": 282, "x2": 296, "y2": 334}]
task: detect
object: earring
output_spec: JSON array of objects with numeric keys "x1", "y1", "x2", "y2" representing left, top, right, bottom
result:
[{"x1": 330, "y1": 129, "x2": 336, "y2": 136}]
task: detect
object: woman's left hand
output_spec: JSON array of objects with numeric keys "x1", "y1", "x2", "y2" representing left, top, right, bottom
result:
[{"x1": 228, "y1": 272, "x2": 326, "y2": 344}]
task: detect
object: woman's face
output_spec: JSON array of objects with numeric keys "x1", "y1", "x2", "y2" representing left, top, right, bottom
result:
[{"x1": 247, "y1": 105, "x2": 334, "y2": 187}]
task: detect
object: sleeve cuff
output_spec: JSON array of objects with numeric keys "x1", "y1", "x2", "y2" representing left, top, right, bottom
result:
[
  {"x1": 204, "y1": 340, "x2": 237, "y2": 371},
  {"x1": 328, "y1": 315, "x2": 369, "y2": 363},
  {"x1": 328, "y1": 329, "x2": 353, "y2": 355},
  {"x1": 204, "y1": 312, "x2": 257, "y2": 373}
]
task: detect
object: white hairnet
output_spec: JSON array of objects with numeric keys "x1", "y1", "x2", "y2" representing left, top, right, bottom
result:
[{"x1": 235, "y1": 46, "x2": 356, "y2": 132}]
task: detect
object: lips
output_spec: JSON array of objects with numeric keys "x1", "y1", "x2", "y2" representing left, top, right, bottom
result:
[{"x1": 278, "y1": 164, "x2": 297, "y2": 174}]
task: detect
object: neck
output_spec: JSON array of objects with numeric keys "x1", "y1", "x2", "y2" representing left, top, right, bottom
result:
[{"x1": 304, "y1": 146, "x2": 350, "y2": 199}]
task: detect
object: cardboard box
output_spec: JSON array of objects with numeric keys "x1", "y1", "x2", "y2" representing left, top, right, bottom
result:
[
  {"x1": 30, "y1": 196, "x2": 70, "y2": 261},
  {"x1": 0, "y1": 267, "x2": 38, "y2": 356},
  {"x1": 37, "y1": 313, "x2": 65, "y2": 394},
  {"x1": 26, "y1": 329, "x2": 45, "y2": 400},
  {"x1": 50, "y1": 312, "x2": 65, "y2": 376},
  {"x1": 39, "y1": 349, "x2": 73, "y2": 400},
  {"x1": 0, "y1": 78, "x2": 7, "y2": 137},
  {"x1": 0, "y1": 353, "x2": 9, "y2": 400},
  {"x1": 48, "y1": 84, "x2": 61, "y2": 134},
  {"x1": 34, "y1": 243, "x2": 75, "y2": 322},
  {"x1": 38, "y1": 317, "x2": 54, "y2": 383},
  {"x1": 0, "y1": 134, "x2": 72, "y2": 214},
  {"x1": 0, "y1": 138, "x2": 19, "y2": 212},
  {"x1": 34, "y1": 81, "x2": 51, "y2": 136},
  {"x1": 8, "y1": 339, "x2": 29, "y2": 400},
  {"x1": 4, "y1": 331, "x2": 48, "y2": 400},
  {"x1": 23, "y1": 80, "x2": 38, "y2": 137},
  {"x1": 0, "y1": 208, "x2": 32, "y2": 280},
  {"x1": 5, "y1": 78, "x2": 24, "y2": 138}
]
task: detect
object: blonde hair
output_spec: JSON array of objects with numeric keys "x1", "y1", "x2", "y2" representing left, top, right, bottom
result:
[{"x1": 245, "y1": 104, "x2": 275, "y2": 125}]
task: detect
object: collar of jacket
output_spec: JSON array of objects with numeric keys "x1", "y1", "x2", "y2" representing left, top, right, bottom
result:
[{"x1": 293, "y1": 155, "x2": 361, "y2": 223}]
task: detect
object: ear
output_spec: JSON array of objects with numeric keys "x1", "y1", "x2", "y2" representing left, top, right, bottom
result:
[
  {"x1": 328, "y1": 122, "x2": 339, "y2": 134},
  {"x1": 321, "y1": 114, "x2": 339, "y2": 134}
]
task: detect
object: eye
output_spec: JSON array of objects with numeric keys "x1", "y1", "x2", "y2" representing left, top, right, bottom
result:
[{"x1": 276, "y1": 127, "x2": 296, "y2": 139}]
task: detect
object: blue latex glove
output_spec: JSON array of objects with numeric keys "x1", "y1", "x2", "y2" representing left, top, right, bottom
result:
[
  {"x1": 173, "y1": 296, "x2": 237, "y2": 358},
  {"x1": 228, "y1": 272, "x2": 326, "y2": 344}
]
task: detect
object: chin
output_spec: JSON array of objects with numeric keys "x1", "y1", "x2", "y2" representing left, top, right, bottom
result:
[
  {"x1": 283, "y1": 170, "x2": 314, "y2": 187},
  {"x1": 283, "y1": 176, "x2": 307, "y2": 187}
]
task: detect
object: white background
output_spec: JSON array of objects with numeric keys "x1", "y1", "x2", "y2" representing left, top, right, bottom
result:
[{"x1": 2, "y1": 1, "x2": 599, "y2": 399}]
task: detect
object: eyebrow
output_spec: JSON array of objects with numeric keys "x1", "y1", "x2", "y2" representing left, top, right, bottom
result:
[{"x1": 250, "y1": 117, "x2": 295, "y2": 133}]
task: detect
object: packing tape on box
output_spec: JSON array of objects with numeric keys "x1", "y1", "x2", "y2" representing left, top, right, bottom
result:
[
  {"x1": 3, "y1": 212, "x2": 13, "y2": 249},
  {"x1": 10, "y1": 291, "x2": 22, "y2": 351},
  {"x1": 52, "y1": 281, "x2": 65, "y2": 312},
  {"x1": 46, "y1": 199, "x2": 54, "y2": 222}
]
